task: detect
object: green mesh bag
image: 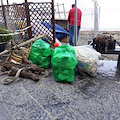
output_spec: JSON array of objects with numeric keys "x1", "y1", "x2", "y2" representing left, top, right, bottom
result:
[
  {"x1": 28, "y1": 39, "x2": 51, "y2": 69},
  {"x1": 52, "y1": 45, "x2": 77, "y2": 82}
]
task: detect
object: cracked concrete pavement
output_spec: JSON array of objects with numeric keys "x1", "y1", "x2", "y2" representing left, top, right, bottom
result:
[{"x1": 0, "y1": 31, "x2": 120, "y2": 120}]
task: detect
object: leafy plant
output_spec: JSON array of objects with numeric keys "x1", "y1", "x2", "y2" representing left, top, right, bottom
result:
[{"x1": 0, "y1": 27, "x2": 13, "y2": 42}]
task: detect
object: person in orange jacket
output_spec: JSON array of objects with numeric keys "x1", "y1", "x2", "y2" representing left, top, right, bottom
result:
[{"x1": 68, "y1": 4, "x2": 82, "y2": 46}]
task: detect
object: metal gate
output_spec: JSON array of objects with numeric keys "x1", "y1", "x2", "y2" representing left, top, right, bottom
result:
[{"x1": 0, "y1": 2, "x2": 55, "y2": 44}]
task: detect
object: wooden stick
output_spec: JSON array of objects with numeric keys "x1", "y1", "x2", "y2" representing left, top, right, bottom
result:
[
  {"x1": 0, "y1": 61, "x2": 45, "y2": 74},
  {"x1": 0, "y1": 34, "x2": 47, "y2": 56}
]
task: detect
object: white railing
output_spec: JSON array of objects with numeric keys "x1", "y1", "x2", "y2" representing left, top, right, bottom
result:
[{"x1": 54, "y1": 0, "x2": 100, "y2": 38}]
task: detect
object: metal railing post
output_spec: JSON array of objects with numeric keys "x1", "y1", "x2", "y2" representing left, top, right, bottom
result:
[
  {"x1": 63, "y1": 3, "x2": 66, "y2": 19},
  {"x1": 74, "y1": 0, "x2": 77, "y2": 46},
  {"x1": 57, "y1": 3, "x2": 61, "y2": 19},
  {"x1": 94, "y1": 0, "x2": 99, "y2": 37},
  {"x1": 25, "y1": 0, "x2": 32, "y2": 39},
  {"x1": 52, "y1": 0, "x2": 55, "y2": 44},
  {"x1": 1, "y1": 0, "x2": 7, "y2": 28}
]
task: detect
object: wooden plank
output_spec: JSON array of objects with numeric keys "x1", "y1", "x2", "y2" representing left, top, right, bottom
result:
[{"x1": 0, "y1": 34, "x2": 47, "y2": 56}]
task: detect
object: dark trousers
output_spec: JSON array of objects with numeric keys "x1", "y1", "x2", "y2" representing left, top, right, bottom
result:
[{"x1": 69, "y1": 25, "x2": 80, "y2": 45}]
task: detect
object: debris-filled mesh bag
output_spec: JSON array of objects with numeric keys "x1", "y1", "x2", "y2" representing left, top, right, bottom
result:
[
  {"x1": 74, "y1": 45, "x2": 101, "y2": 77},
  {"x1": 52, "y1": 45, "x2": 77, "y2": 82},
  {"x1": 28, "y1": 39, "x2": 51, "y2": 69},
  {"x1": 93, "y1": 34, "x2": 116, "y2": 53}
]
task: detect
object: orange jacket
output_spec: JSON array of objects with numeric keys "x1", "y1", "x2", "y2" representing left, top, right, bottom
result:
[{"x1": 68, "y1": 7, "x2": 82, "y2": 26}]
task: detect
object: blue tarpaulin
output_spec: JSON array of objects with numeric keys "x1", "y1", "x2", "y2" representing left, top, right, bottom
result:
[{"x1": 41, "y1": 22, "x2": 69, "y2": 39}]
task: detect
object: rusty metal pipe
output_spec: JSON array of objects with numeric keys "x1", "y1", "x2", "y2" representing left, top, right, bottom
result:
[
  {"x1": 25, "y1": 0, "x2": 32, "y2": 39},
  {"x1": 52, "y1": 0, "x2": 55, "y2": 44}
]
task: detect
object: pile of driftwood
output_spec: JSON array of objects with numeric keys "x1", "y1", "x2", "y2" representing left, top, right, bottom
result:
[
  {"x1": 93, "y1": 34, "x2": 116, "y2": 53},
  {"x1": 0, "y1": 56, "x2": 45, "y2": 80},
  {"x1": 0, "y1": 35, "x2": 46, "y2": 84},
  {"x1": 93, "y1": 34, "x2": 115, "y2": 43}
]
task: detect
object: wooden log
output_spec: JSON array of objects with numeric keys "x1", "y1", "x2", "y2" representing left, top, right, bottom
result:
[
  {"x1": 0, "y1": 61, "x2": 45, "y2": 74},
  {"x1": 8, "y1": 67, "x2": 39, "y2": 81},
  {"x1": 22, "y1": 55, "x2": 32, "y2": 64},
  {"x1": 0, "y1": 34, "x2": 47, "y2": 56}
]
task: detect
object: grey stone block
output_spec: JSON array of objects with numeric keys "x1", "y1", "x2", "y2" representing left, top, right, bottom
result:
[
  {"x1": 2, "y1": 89, "x2": 40, "y2": 119},
  {"x1": 97, "y1": 111, "x2": 120, "y2": 120},
  {"x1": 69, "y1": 97, "x2": 109, "y2": 120},
  {"x1": 23, "y1": 107, "x2": 52, "y2": 120},
  {"x1": 29, "y1": 86, "x2": 69, "y2": 117},
  {"x1": 56, "y1": 110, "x2": 85, "y2": 120},
  {"x1": 0, "y1": 97, "x2": 13, "y2": 120},
  {"x1": 96, "y1": 89, "x2": 120, "y2": 115}
]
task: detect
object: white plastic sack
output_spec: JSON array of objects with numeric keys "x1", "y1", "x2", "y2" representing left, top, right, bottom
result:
[{"x1": 74, "y1": 45, "x2": 101, "y2": 76}]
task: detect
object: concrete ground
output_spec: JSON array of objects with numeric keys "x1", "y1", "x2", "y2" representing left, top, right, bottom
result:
[
  {"x1": 0, "y1": 60, "x2": 120, "y2": 120},
  {"x1": 0, "y1": 32, "x2": 120, "y2": 120}
]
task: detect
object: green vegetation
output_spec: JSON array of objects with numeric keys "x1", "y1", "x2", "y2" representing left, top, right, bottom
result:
[{"x1": 0, "y1": 27, "x2": 13, "y2": 42}]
